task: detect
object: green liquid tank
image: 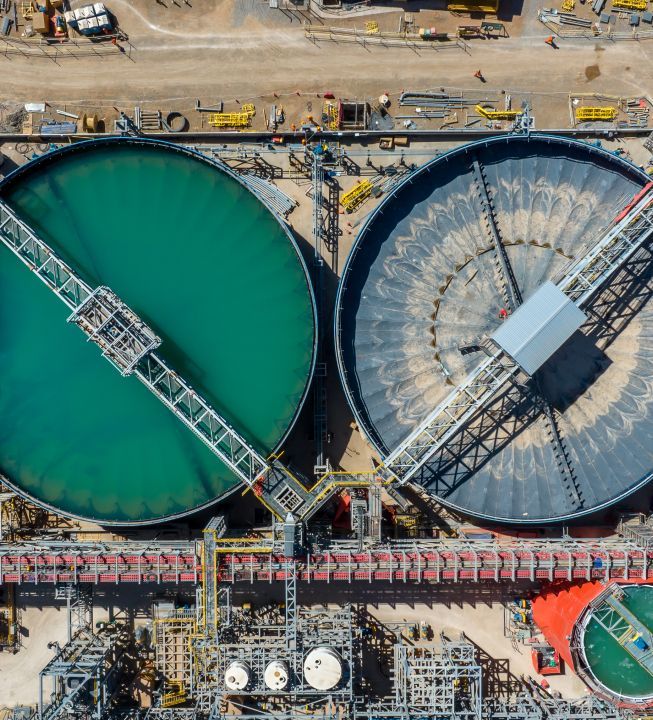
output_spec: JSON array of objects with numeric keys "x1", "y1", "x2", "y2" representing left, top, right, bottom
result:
[{"x1": 0, "y1": 139, "x2": 316, "y2": 524}]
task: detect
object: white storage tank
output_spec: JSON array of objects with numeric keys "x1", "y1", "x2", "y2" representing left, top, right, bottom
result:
[
  {"x1": 303, "y1": 647, "x2": 342, "y2": 690},
  {"x1": 224, "y1": 661, "x2": 251, "y2": 691},
  {"x1": 264, "y1": 659, "x2": 290, "y2": 691}
]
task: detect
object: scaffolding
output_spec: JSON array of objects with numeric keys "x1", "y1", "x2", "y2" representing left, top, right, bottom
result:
[
  {"x1": 0, "y1": 540, "x2": 199, "y2": 584},
  {"x1": 152, "y1": 607, "x2": 196, "y2": 706},
  {"x1": 69, "y1": 286, "x2": 161, "y2": 376},
  {"x1": 475, "y1": 105, "x2": 521, "y2": 121},
  {"x1": 55, "y1": 583, "x2": 92, "y2": 641},
  {"x1": 38, "y1": 626, "x2": 130, "y2": 720},
  {"x1": 619, "y1": 513, "x2": 653, "y2": 548},
  {"x1": 392, "y1": 636, "x2": 482, "y2": 720},
  {"x1": 310, "y1": 147, "x2": 329, "y2": 475},
  {"x1": 611, "y1": 0, "x2": 645, "y2": 10},
  {"x1": 217, "y1": 535, "x2": 653, "y2": 584},
  {"x1": 207, "y1": 113, "x2": 252, "y2": 128},
  {"x1": 3, "y1": 525, "x2": 653, "y2": 585},
  {"x1": 323, "y1": 102, "x2": 340, "y2": 131},
  {"x1": 340, "y1": 180, "x2": 373, "y2": 213}
]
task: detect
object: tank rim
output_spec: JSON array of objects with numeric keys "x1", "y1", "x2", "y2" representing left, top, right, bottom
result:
[
  {"x1": 0, "y1": 136, "x2": 318, "y2": 526},
  {"x1": 333, "y1": 132, "x2": 650, "y2": 525},
  {"x1": 575, "y1": 584, "x2": 653, "y2": 706}
]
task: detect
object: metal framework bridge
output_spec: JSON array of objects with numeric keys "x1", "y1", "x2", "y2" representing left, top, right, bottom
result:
[
  {"x1": 38, "y1": 625, "x2": 131, "y2": 720},
  {"x1": 588, "y1": 585, "x2": 653, "y2": 679},
  {"x1": 3, "y1": 518, "x2": 653, "y2": 585},
  {"x1": 382, "y1": 181, "x2": 653, "y2": 485},
  {"x1": 2, "y1": 166, "x2": 653, "y2": 525}
]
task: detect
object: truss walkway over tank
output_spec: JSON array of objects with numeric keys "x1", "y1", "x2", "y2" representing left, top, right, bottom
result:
[
  {"x1": 0, "y1": 199, "x2": 314, "y2": 517},
  {"x1": 382, "y1": 182, "x2": 653, "y2": 486},
  {"x1": 590, "y1": 585, "x2": 653, "y2": 678}
]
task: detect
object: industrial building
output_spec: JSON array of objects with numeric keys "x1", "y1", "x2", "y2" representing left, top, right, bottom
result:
[{"x1": 2, "y1": 127, "x2": 653, "y2": 720}]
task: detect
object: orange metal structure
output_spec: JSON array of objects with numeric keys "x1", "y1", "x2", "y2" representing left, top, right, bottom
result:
[{"x1": 532, "y1": 581, "x2": 605, "y2": 669}]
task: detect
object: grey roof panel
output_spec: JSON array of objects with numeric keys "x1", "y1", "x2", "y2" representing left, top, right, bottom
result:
[{"x1": 491, "y1": 281, "x2": 586, "y2": 375}]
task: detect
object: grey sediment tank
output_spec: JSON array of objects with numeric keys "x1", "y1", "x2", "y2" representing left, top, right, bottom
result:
[
  {"x1": 0, "y1": 138, "x2": 317, "y2": 524},
  {"x1": 335, "y1": 134, "x2": 653, "y2": 523}
]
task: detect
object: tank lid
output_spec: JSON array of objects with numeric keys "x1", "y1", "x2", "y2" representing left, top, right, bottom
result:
[
  {"x1": 264, "y1": 659, "x2": 290, "y2": 691},
  {"x1": 224, "y1": 661, "x2": 251, "y2": 691},
  {"x1": 303, "y1": 647, "x2": 342, "y2": 690}
]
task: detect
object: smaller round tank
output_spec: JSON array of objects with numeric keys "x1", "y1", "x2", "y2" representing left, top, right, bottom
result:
[
  {"x1": 224, "y1": 661, "x2": 251, "y2": 691},
  {"x1": 264, "y1": 659, "x2": 290, "y2": 691},
  {"x1": 303, "y1": 647, "x2": 343, "y2": 690}
]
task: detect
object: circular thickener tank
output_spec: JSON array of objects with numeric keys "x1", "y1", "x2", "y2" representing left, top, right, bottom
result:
[
  {"x1": 336, "y1": 134, "x2": 653, "y2": 523},
  {"x1": 303, "y1": 647, "x2": 343, "y2": 690},
  {"x1": 264, "y1": 659, "x2": 290, "y2": 690},
  {"x1": 0, "y1": 139, "x2": 316, "y2": 524},
  {"x1": 580, "y1": 585, "x2": 653, "y2": 704},
  {"x1": 224, "y1": 661, "x2": 251, "y2": 691}
]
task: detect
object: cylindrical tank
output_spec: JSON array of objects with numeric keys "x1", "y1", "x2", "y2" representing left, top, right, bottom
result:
[
  {"x1": 224, "y1": 661, "x2": 251, "y2": 691},
  {"x1": 533, "y1": 582, "x2": 653, "y2": 707},
  {"x1": 264, "y1": 659, "x2": 290, "y2": 690},
  {"x1": 0, "y1": 138, "x2": 317, "y2": 525},
  {"x1": 303, "y1": 647, "x2": 343, "y2": 690},
  {"x1": 335, "y1": 134, "x2": 653, "y2": 524}
]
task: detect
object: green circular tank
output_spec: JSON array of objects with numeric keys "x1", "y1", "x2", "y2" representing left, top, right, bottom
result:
[
  {"x1": 579, "y1": 585, "x2": 653, "y2": 705},
  {"x1": 0, "y1": 139, "x2": 316, "y2": 524}
]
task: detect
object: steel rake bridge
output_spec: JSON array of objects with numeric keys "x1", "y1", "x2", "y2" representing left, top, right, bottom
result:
[
  {"x1": 381, "y1": 180, "x2": 653, "y2": 489},
  {"x1": 1, "y1": 176, "x2": 653, "y2": 522}
]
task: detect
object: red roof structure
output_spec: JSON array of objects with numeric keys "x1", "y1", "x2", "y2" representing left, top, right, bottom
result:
[{"x1": 531, "y1": 581, "x2": 605, "y2": 669}]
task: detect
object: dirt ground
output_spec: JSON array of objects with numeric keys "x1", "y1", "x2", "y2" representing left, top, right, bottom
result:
[
  {"x1": 0, "y1": 0, "x2": 652, "y2": 711},
  {"x1": 2, "y1": 0, "x2": 653, "y2": 132}
]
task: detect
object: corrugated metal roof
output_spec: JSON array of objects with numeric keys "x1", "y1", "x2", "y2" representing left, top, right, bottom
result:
[{"x1": 491, "y1": 281, "x2": 586, "y2": 375}]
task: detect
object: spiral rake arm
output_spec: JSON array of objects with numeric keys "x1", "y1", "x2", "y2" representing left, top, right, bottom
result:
[{"x1": 384, "y1": 183, "x2": 653, "y2": 485}]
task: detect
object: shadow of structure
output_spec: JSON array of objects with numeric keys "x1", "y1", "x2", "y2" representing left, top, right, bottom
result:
[{"x1": 411, "y1": 239, "x2": 653, "y2": 512}]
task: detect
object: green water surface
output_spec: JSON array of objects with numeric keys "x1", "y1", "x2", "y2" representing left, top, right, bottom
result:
[
  {"x1": 0, "y1": 142, "x2": 315, "y2": 523},
  {"x1": 583, "y1": 585, "x2": 653, "y2": 699}
]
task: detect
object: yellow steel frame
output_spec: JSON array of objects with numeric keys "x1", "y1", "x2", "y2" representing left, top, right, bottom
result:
[
  {"x1": 323, "y1": 102, "x2": 340, "y2": 131},
  {"x1": 153, "y1": 612, "x2": 196, "y2": 707},
  {"x1": 475, "y1": 104, "x2": 521, "y2": 120},
  {"x1": 340, "y1": 180, "x2": 373, "y2": 212},
  {"x1": 612, "y1": 0, "x2": 646, "y2": 9},
  {"x1": 207, "y1": 112, "x2": 251, "y2": 128},
  {"x1": 241, "y1": 104, "x2": 256, "y2": 116},
  {"x1": 365, "y1": 20, "x2": 379, "y2": 34},
  {"x1": 161, "y1": 681, "x2": 187, "y2": 708},
  {"x1": 575, "y1": 106, "x2": 618, "y2": 121},
  {"x1": 447, "y1": 0, "x2": 499, "y2": 11}
]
